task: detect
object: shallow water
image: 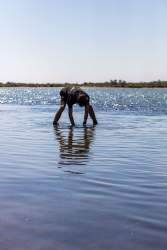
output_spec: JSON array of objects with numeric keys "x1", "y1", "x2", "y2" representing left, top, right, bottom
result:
[{"x1": 0, "y1": 88, "x2": 167, "y2": 250}]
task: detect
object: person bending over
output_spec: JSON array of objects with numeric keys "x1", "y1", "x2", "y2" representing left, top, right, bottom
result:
[{"x1": 53, "y1": 87, "x2": 98, "y2": 126}]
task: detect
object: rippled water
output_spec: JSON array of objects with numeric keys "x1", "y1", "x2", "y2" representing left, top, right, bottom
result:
[
  {"x1": 0, "y1": 88, "x2": 167, "y2": 250},
  {"x1": 1, "y1": 87, "x2": 167, "y2": 114}
]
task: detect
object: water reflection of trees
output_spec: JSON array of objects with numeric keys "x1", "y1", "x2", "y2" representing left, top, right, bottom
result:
[{"x1": 53, "y1": 126, "x2": 95, "y2": 166}]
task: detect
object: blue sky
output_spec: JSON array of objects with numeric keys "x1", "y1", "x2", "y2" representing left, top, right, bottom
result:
[{"x1": 0, "y1": 0, "x2": 166, "y2": 83}]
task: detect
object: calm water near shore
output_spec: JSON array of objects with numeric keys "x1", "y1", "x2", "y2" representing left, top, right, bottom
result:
[{"x1": 0, "y1": 88, "x2": 167, "y2": 250}]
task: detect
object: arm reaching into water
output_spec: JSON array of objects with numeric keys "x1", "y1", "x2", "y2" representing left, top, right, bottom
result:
[
  {"x1": 68, "y1": 106, "x2": 75, "y2": 126},
  {"x1": 83, "y1": 104, "x2": 89, "y2": 125},
  {"x1": 53, "y1": 105, "x2": 65, "y2": 125},
  {"x1": 53, "y1": 99, "x2": 66, "y2": 125}
]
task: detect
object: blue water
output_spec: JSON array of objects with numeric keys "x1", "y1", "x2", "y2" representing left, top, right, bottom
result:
[{"x1": 0, "y1": 88, "x2": 167, "y2": 250}]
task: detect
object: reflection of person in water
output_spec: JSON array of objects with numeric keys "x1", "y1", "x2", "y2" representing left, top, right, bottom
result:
[{"x1": 54, "y1": 126, "x2": 95, "y2": 166}]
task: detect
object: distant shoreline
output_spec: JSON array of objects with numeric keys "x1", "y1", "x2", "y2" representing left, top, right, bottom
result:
[{"x1": 1, "y1": 81, "x2": 167, "y2": 88}]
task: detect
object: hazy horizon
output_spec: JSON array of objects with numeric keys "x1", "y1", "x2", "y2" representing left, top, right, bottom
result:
[{"x1": 0, "y1": 0, "x2": 166, "y2": 83}]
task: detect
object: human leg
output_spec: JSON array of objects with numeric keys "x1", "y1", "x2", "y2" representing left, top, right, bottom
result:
[{"x1": 89, "y1": 105, "x2": 98, "y2": 125}]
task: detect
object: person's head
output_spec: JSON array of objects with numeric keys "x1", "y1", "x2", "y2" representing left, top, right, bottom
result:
[{"x1": 78, "y1": 94, "x2": 89, "y2": 107}]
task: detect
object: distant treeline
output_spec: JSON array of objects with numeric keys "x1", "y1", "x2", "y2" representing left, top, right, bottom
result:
[{"x1": 1, "y1": 80, "x2": 167, "y2": 88}]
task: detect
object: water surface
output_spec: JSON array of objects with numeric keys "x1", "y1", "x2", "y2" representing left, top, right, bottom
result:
[{"x1": 0, "y1": 88, "x2": 167, "y2": 250}]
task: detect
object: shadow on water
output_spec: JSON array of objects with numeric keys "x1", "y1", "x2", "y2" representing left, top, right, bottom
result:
[{"x1": 53, "y1": 125, "x2": 96, "y2": 170}]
